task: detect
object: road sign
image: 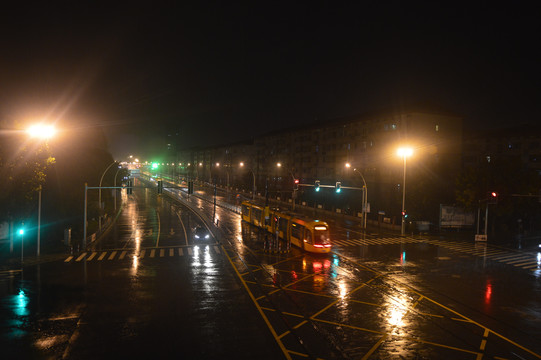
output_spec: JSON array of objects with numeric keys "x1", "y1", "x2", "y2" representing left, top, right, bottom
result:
[{"x1": 475, "y1": 234, "x2": 487, "y2": 242}]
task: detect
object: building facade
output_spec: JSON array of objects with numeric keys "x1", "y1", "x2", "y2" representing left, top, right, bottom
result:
[{"x1": 173, "y1": 110, "x2": 463, "y2": 222}]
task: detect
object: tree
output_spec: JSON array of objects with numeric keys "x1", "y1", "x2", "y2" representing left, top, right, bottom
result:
[{"x1": 0, "y1": 124, "x2": 55, "y2": 222}]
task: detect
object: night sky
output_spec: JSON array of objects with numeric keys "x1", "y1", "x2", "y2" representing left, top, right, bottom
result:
[{"x1": 1, "y1": 3, "x2": 539, "y2": 158}]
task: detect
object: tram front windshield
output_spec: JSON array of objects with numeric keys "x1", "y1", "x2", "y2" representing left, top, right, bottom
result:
[{"x1": 314, "y1": 227, "x2": 330, "y2": 245}]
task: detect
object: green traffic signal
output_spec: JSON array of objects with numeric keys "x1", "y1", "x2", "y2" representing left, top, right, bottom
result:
[
  {"x1": 18, "y1": 229, "x2": 24, "y2": 235},
  {"x1": 152, "y1": 162, "x2": 159, "y2": 169}
]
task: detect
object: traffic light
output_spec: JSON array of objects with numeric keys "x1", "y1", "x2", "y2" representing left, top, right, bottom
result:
[
  {"x1": 294, "y1": 178, "x2": 299, "y2": 189},
  {"x1": 158, "y1": 180, "x2": 163, "y2": 194},
  {"x1": 18, "y1": 228, "x2": 24, "y2": 235},
  {"x1": 335, "y1": 182, "x2": 341, "y2": 193},
  {"x1": 489, "y1": 191, "x2": 498, "y2": 204},
  {"x1": 315, "y1": 180, "x2": 320, "y2": 192},
  {"x1": 127, "y1": 180, "x2": 133, "y2": 194},
  {"x1": 152, "y1": 162, "x2": 159, "y2": 170},
  {"x1": 401, "y1": 211, "x2": 408, "y2": 218}
]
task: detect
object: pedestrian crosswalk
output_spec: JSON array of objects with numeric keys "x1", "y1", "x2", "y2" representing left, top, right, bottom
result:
[
  {"x1": 64, "y1": 245, "x2": 222, "y2": 263},
  {"x1": 425, "y1": 239, "x2": 540, "y2": 271},
  {"x1": 333, "y1": 236, "x2": 423, "y2": 247},
  {"x1": 333, "y1": 235, "x2": 540, "y2": 272}
]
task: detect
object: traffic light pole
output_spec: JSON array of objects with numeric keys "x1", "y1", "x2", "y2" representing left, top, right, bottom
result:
[{"x1": 83, "y1": 184, "x2": 131, "y2": 250}]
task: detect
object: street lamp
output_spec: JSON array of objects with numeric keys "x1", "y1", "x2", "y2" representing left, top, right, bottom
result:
[
  {"x1": 397, "y1": 147, "x2": 413, "y2": 235},
  {"x1": 240, "y1": 162, "x2": 256, "y2": 199},
  {"x1": 276, "y1": 163, "x2": 297, "y2": 210},
  {"x1": 19, "y1": 226, "x2": 24, "y2": 264},
  {"x1": 98, "y1": 161, "x2": 118, "y2": 231},
  {"x1": 27, "y1": 124, "x2": 56, "y2": 257},
  {"x1": 345, "y1": 163, "x2": 368, "y2": 229}
]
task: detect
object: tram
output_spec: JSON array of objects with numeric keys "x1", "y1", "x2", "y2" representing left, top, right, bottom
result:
[{"x1": 241, "y1": 201, "x2": 332, "y2": 254}]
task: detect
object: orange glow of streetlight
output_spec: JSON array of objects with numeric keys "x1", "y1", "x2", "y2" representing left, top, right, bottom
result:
[
  {"x1": 397, "y1": 147, "x2": 413, "y2": 157},
  {"x1": 26, "y1": 124, "x2": 56, "y2": 139}
]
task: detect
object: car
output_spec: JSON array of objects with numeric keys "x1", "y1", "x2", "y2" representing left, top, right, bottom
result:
[{"x1": 194, "y1": 226, "x2": 210, "y2": 240}]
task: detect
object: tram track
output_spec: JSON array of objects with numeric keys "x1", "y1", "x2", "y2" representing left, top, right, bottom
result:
[
  {"x1": 162, "y1": 179, "x2": 541, "y2": 359},
  {"x1": 220, "y1": 224, "x2": 350, "y2": 359}
]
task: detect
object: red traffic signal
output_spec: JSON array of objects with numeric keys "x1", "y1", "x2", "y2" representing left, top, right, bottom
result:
[
  {"x1": 490, "y1": 191, "x2": 497, "y2": 197},
  {"x1": 294, "y1": 179, "x2": 299, "y2": 184}
]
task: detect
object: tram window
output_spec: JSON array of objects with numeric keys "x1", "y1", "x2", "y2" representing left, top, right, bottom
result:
[
  {"x1": 314, "y1": 228, "x2": 330, "y2": 245},
  {"x1": 252, "y1": 208, "x2": 262, "y2": 223},
  {"x1": 242, "y1": 205, "x2": 250, "y2": 216},
  {"x1": 305, "y1": 230, "x2": 313, "y2": 245},
  {"x1": 291, "y1": 223, "x2": 304, "y2": 239}
]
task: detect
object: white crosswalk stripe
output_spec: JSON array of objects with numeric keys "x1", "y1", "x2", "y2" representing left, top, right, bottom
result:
[
  {"x1": 64, "y1": 246, "x2": 221, "y2": 263},
  {"x1": 334, "y1": 236, "x2": 540, "y2": 272},
  {"x1": 424, "y1": 239, "x2": 539, "y2": 271},
  {"x1": 333, "y1": 236, "x2": 422, "y2": 247}
]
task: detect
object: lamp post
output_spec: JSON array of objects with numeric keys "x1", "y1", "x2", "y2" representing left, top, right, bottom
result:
[
  {"x1": 277, "y1": 163, "x2": 297, "y2": 210},
  {"x1": 240, "y1": 162, "x2": 256, "y2": 199},
  {"x1": 19, "y1": 226, "x2": 24, "y2": 264},
  {"x1": 113, "y1": 165, "x2": 123, "y2": 211},
  {"x1": 397, "y1": 147, "x2": 413, "y2": 235},
  {"x1": 345, "y1": 163, "x2": 368, "y2": 229},
  {"x1": 26, "y1": 124, "x2": 56, "y2": 257},
  {"x1": 99, "y1": 161, "x2": 117, "y2": 231}
]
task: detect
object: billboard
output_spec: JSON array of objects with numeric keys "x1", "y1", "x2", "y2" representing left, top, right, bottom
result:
[{"x1": 439, "y1": 205, "x2": 475, "y2": 228}]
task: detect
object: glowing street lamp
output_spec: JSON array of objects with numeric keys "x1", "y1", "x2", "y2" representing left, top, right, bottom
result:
[
  {"x1": 345, "y1": 163, "x2": 368, "y2": 229},
  {"x1": 240, "y1": 162, "x2": 256, "y2": 199},
  {"x1": 397, "y1": 147, "x2": 413, "y2": 235},
  {"x1": 26, "y1": 124, "x2": 56, "y2": 139},
  {"x1": 26, "y1": 123, "x2": 56, "y2": 257},
  {"x1": 276, "y1": 163, "x2": 297, "y2": 210}
]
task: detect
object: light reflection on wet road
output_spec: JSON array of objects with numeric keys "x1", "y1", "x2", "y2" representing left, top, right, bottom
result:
[{"x1": 1, "y1": 179, "x2": 540, "y2": 359}]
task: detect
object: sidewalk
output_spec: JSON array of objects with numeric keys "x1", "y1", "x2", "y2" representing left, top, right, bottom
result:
[{"x1": 0, "y1": 243, "x2": 70, "y2": 271}]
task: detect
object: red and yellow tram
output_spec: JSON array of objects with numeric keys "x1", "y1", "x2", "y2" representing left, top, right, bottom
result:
[{"x1": 241, "y1": 201, "x2": 332, "y2": 254}]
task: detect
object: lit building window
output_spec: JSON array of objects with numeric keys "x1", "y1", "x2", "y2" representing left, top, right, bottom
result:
[
  {"x1": 435, "y1": 124, "x2": 439, "y2": 131},
  {"x1": 486, "y1": 156, "x2": 491, "y2": 163}
]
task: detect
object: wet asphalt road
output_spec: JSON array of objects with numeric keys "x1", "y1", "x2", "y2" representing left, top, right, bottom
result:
[{"x1": 1, "y1": 177, "x2": 540, "y2": 359}]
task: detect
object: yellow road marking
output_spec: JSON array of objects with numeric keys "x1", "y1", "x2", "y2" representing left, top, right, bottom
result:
[
  {"x1": 119, "y1": 251, "x2": 127, "y2": 260},
  {"x1": 362, "y1": 334, "x2": 388, "y2": 360},
  {"x1": 97, "y1": 252, "x2": 107, "y2": 261},
  {"x1": 223, "y1": 244, "x2": 292, "y2": 360},
  {"x1": 75, "y1": 253, "x2": 87, "y2": 262},
  {"x1": 150, "y1": 249, "x2": 155, "y2": 258},
  {"x1": 169, "y1": 248, "x2": 174, "y2": 256},
  {"x1": 108, "y1": 251, "x2": 117, "y2": 260},
  {"x1": 87, "y1": 252, "x2": 97, "y2": 261},
  {"x1": 64, "y1": 256, "x2": 73, "y2": 262}
]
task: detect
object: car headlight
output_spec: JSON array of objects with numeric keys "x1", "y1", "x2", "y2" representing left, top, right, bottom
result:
[
  {"x1": 195, "y1": 234, "x2": 200, "y2": 239},
  {"x1": 205, "y1": 234, "x2": 210, "y2": 239}
]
